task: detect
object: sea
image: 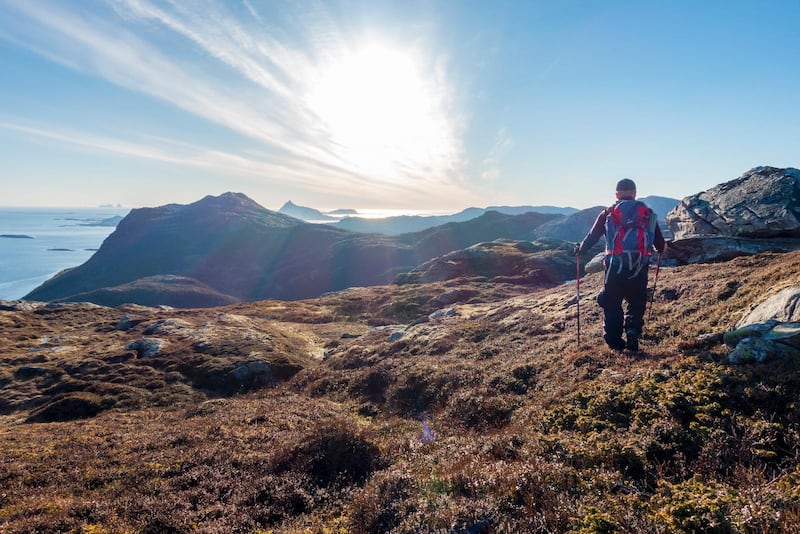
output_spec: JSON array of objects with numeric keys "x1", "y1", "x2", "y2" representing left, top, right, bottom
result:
[{"x1": 0, "y1": 207, "x2": 130, "y2": 301}]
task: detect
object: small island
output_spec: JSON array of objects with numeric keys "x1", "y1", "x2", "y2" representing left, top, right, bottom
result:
[{"x1": 0, "y1": 234, "x2": 35, "y2": 239}]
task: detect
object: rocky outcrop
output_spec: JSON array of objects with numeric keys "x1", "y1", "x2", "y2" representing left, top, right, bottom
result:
[
  {"x1": 664, "y1": 236, "x2": 800, "y2": 265},
  {"x1": 666, "y1": 167, "x2": 800, "y2": 239},
  {"x1": 724, "y1": 286, "x2": 800, "y2": 364},
  {"x1": 0, "y1": 300, "x2": 45, "y2": 312},
  {"x1": 661, "y1": 167, "x2": 800, "y2": 266},
  {"x1": 724, "y1": 321, "x2": 800, "y2": 364},
  {"x1": 395, "y1": 240, "x2": 575, "y2": 286}
]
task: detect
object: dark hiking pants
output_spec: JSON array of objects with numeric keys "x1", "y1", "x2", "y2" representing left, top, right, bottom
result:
[{"x1": 597, "y1": 266, "x2": 649, "y2": 348}]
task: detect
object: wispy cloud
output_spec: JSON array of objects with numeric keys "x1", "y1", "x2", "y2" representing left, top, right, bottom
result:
[
  {"x1": 0, "y1": 120, "x2": 424, "y2": 200},
  {"x1": 0, "y1": 0, "x2": 471, "y2": 205},
  {"x1": 482, "y1": 127, "x2": 512, "y2": 181}
]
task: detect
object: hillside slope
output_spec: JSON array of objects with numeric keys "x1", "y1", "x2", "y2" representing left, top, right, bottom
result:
[
  {"x1": 24, "y1": 196, "x2": 565, "y2": 305},
  {"x1": 3, "y1": 250, "x2": 800, "y2": 531}
]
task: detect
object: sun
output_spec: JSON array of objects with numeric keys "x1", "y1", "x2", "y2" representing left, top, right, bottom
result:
[{"x1": 306, "y1": 42, "x2": 453, "y2": 183}]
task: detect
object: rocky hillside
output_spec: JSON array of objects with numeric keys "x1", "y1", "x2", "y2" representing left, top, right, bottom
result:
[
  {"x1": 23, "y1": 195, "x2": 568, "y2": 306},
  {"x1": 2, "y1": 247, "x2": 800, "y2": 531}
]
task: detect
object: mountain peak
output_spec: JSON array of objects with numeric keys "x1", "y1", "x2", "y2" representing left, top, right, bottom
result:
[
  {"x1": 180, "y1": 192, "x2": 300, "y2": 228},
  {"x1": 278, "y1": 200, "x2": 334, "y2": 221}
]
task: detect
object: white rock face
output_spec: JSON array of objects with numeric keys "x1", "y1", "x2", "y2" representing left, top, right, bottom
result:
[{"x1": 737, "y1": 287, "x2": 800, "y2": 328}]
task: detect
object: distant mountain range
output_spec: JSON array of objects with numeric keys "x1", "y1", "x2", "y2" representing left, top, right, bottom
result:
[
  {"x1": 278, "y1": 199, "x2": 678, "y2": 236},
  {"x1": 24, "y1": 192, "x2": 681, "y2": 307},
  {"x1": 279, "y1": 200, "x2": 336, "y2": 221},
  {"x1": 26, "y1": 193, "x2": 572, "y2": 306},
  {"x1": 278, "y1": 202, "x2": 580, "y2": 235}
]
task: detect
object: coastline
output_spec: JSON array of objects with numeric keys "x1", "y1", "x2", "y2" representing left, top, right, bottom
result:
[{"x1": 0, "y1": 207, "x2": 128, "y2": 300}]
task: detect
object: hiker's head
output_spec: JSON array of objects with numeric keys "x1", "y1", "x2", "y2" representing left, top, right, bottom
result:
[{"x1": 615, "y1": 178, "x2": 636, "y2": 200}]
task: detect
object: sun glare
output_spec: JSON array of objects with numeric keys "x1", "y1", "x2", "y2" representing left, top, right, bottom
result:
[{"x1": 306, "y1": 43, "x2": 454, "y2": 183}]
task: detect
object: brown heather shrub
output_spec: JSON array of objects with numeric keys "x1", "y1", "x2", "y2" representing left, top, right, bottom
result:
[
  {"x1": 270, "y1": 418, "x2": 387, "y2": 488},
  {"x1": 25, "y1": 391, "x2": 108, "y2": 423},
  {"x1": 348, "y1": 471, "x2": 418, "y2": 532},
  {"x1": 3, "y1": 251, "x2": 800, "y2": 531}
]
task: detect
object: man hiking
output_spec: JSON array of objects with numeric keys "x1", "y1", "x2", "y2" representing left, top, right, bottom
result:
[{"x1": 574, "y1": 179, "x2": 666, "y2": 352}]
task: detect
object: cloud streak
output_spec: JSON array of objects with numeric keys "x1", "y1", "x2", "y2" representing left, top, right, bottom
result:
[{"x1": 0, "y1": 0, "x2": 470, "y2": 206}]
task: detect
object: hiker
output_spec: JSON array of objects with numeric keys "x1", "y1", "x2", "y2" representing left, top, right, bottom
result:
[{"x1": 574, "y1": 179, "x2": 666, "y2": 352}]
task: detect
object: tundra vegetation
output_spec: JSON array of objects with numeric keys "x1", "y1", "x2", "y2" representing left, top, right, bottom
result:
[{"x1": 2, "y1": 251, "x2": 800, "y2": 532}]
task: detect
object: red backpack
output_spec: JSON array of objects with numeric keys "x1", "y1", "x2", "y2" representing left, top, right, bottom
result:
[{"x1": 604, "y1": 200, "x2": 657, "y2": 276}]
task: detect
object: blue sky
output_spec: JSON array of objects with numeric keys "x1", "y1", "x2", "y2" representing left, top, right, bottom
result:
[{"x1": 1, "y1": 0, "x2": 798, "y2": 211}]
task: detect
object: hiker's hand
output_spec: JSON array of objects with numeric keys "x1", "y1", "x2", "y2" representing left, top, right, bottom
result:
[{"x1": 572, "y1": 243, "x2": 581, "y2": 256}]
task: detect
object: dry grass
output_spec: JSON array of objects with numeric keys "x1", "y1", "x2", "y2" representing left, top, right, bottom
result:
[{"x1": 2, "y1": 251, "x2": 800, "y2": 532}]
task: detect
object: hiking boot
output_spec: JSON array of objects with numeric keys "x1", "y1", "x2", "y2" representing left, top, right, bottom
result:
[
  {"x1": 605, "y1": 337, "x2": 626, "y2": 352},
  {"x1": 625, "y1": 332, "x2": 639, "y2": 352}
]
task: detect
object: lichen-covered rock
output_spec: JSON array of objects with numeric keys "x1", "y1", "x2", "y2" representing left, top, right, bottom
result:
[
  {"x1": 728, "y1": 337, "x2": 783, "y2": 364},
  {"x1": 724, "y1": 321, "x2": 800, "y2": 364},
  {"x1": 666, "y1": 167, "x2": 800, "y2": 239},
  {"x1": 723, "y1": 320, "x2": 778, "y2": 347}
]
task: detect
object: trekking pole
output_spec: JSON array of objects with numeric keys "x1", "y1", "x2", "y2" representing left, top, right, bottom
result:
[
  {"x1": 576, "y1": 251, "x2": 581, "y2": 346},
  {"x1": 647, "y1": 252, "x2": 662, "y2": 320}
]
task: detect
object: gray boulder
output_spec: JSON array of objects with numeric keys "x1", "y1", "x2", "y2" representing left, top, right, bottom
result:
[
  {"x1": 724, "y1": 287, "x2": 800, "y2": 364},
  {"x1": 666, "y1": 166, "x2": 800, "y2": 239},
  {"x1": 115, "y1": 315, "x2": 135, "y2": 331},
  {"x1": 126, "y1": 338, "x2": 166, "y2": 357},
  {"x1": 584, "y1": 252, "x2": 605, "y2": 274},
  {"x1": 737, "y1": 287, "x2": 800, "y2": 328}
]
